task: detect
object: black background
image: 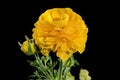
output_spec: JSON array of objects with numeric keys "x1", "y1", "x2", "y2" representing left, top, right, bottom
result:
[{"x1": 2, "y1": 0, "x2": 97, "y2": 80}]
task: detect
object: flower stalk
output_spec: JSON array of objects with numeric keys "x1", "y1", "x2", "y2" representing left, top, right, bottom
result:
[{"x1": 29, "y1": 52, "x2": 76, "y2": 80}]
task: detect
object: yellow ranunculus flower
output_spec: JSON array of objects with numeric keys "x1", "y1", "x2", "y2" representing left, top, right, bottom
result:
[
  {"x1": 32, "y1": 8, "x2": 88, "y2": 61},
  {"x1": 21, "y1": 39, "x2": 35, "y2": 56}
]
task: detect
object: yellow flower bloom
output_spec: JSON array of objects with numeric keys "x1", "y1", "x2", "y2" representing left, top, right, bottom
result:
[
  {"x1": 79, "y1": 69, "x2": 91, "y2": 80},
  {"x1": 21, "y1": 39, "x2": 35, "y2": 56},
  {"x1": 32, "y1": 8, "x2": 88, "y2": 61}
]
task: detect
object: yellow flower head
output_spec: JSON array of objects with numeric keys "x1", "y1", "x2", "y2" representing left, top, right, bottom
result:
[
  {"x1": 21, "y1": 39, "x2": 35, "y2": 56},
  {"x1": 32, "y1": 8, "x2": 88, "y2": 61}
]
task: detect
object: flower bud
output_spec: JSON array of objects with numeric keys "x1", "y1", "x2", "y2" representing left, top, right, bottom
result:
[
  {"x1": 79, "y1": 69, "x2": 91, "y2": 80},
  {"x1": 21, "y1": 39, "x2": 35, "y2": 56}
]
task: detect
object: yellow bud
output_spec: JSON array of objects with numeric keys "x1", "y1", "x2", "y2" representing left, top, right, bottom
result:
[{"x1": 21, "y1": 39, "x2": 35, "y2": 56}]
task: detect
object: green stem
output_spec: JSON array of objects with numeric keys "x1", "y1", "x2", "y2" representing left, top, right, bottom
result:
[
  {"x1": 63, "y1": 58, "x2": 70, "y2": 80},
  {"x1": 59, "y1": 59, "x2": 63, "y2": 80},
  {"x1": 63, "y1": 55, "x2": 76, "y2": 80},
  {"x1": 63, "y1": 67, "x2": 70, "y2": 80},
  {"x1": 34, "y1": 53, "x2": 54, "y2": 80}
]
